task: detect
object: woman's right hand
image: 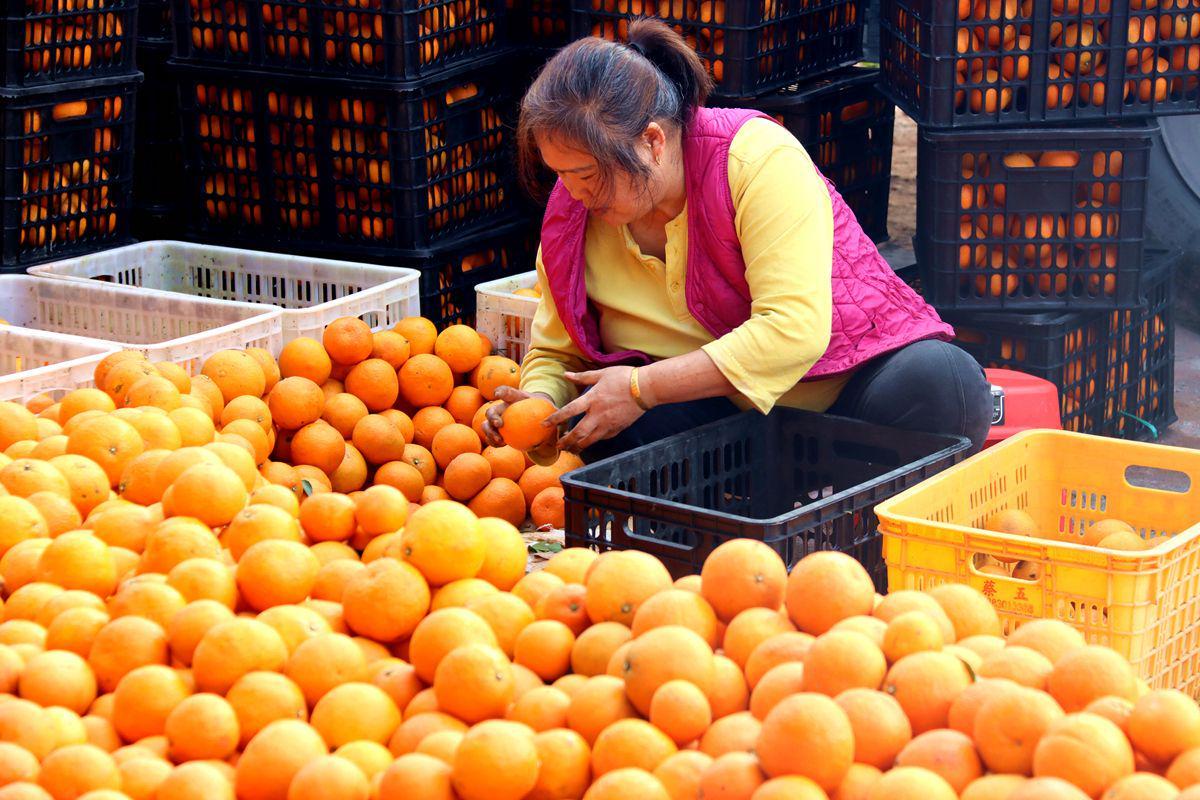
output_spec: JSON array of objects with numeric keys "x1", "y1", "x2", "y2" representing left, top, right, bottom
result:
[{"x1": 482, "y1": 387, "x2": 559, "y2": 451}]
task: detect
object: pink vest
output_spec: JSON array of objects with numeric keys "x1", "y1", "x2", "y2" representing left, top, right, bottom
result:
[{"x1": 539, "y1": 106, "x2": 954, "y2": 380}]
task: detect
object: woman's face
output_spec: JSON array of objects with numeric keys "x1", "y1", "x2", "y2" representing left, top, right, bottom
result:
[{"x1": 536, "y1": 127, "x2": 666, "y2": 226}]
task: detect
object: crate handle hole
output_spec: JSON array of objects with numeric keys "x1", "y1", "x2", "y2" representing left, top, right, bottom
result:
[{"x1": 1125, "y1": 465, "x2": 1191, "y2": 494}]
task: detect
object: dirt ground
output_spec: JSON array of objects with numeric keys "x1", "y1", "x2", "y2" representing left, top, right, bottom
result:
[{"x1": 887, "y1": 111, "x2": 918, "y2": 246}]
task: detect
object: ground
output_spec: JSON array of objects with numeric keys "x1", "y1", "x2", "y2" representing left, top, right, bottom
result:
[{"x1": 887, "y1": 111, "x2": 1200, "y2": 451}]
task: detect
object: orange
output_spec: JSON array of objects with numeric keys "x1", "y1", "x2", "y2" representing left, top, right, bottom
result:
[
  {"x1": 324, "y1": 317, "x2": 374, "y2": 365},
  {"x1": 342, "y1": 558, "x2": 431, "y2": 643},
  {"x1": 221, "y1": 504, "x2": 302, "y2": 560},
  {"x1": 245, "y1": 347, "x2": 280, "y2": 394},
  {"x1": 469, "y1": 516, "x2": 525, "y2": 593},
  {"x1": 37, "y1": 744, "x2": 121, "y2": 800},
  {"x1": 473, "y1": 357, "x2": 520, "y2": 401},
  {"x1": 298, "y1": 491, "x2": 356, "y2": 543},
  {"x1": 1007, "y1": 619, "x2": 1088, "y2": 664},
  {"x1": 883, "y1": 650, "x2": 974, "y2": 734},
  {"x1": 201, "y1": 350, "x2": 266, "y2": 404},
  {"x1": 370, "y1": 330, "x2": 411, "y2": 369},
  {"x1": 45, "y1": 607, "x2": 109, "y2": 658},
  {"x1": 835, "y1": 687, "x2": 913, "y2": 769},
  {"x1": 654, "y1": 751, "x2": 713, "y2": 800},
  {"x1": 189, "y1": 375, "x2": 225, "y2": 423},
  {"x1": 514, "y1": 619, "x2": 576, "y2": 682},
  {"x1": 351, "y1": 414, "x2": 405, "y2": 466},
  {"x1": 165, "y1": 462, "x2": 246, "y2": 527},
  {"x1": 979, "y1": 645, "x2": 1054, "y2": 689},
  {"x1": 785, "y1": 551, "x2": 875, "y2": 635},
  {"x1": 697, "y1": 751, "x2": 765, "y2": 799},
  {"x1": 433, "y1": 643, "x2": 514, "y2": 724},
  {"x1": 279, "y1": 337, "x2": 333, "y2": 385},
  {"x1": 60, "y1": 389, "x2": 116, "y2": 424},
  {"x1": 191, "y1": 618, "x2": 288, "y2": 694},
  {"x1": 740, "y1": 632, "x2": 813, "y2": 689},
  {"x1": 749, "y1": 661, "x2": 808, "y2": 721},
  {"x1": 399, "y1": 355, "x2": 455, "y2": 408},
  {"x1": 864, "y1": 766, "x2": 958, "y2": 800},
  {"x1": 529, "y1": 729, "x2": 591, "y2": 800},
  {"x1": 431, "y1": 423, "x2": 481, "y2": 471},
  {"x1": 408, "y1": 606, "x2": 499, "y2": 683},
  {"x1": 346, "y1": 358, "x2": 399, "y2": 412},
  {"x1": 289, "y1": 421, "x2": 345, "y2": 477},
  {"x1": 0, "y1": 458, "x2": 70, "y2": 500},
  {"x1": 67, "y1": 416, "x2": 145, "y2": 487},
  {"x1": 1033, "y1": 713, "x2": 1135, "y2": 796},
  {"x1": 354, "y1": 484, "x2": 408, "y2": 536},
  {"x1": 803, "y1": 630, "x2": 887, "y2": 696},
  {"x1": 394, "y1": 318, "x2": 437, "y2": 357},
  {"x1": 468, "y1": 478, "x2": 526, "y2": 528},
  {"x1": 1048, "y1": 646, "x2": 1138, "y2": 712},
  {"x1": 622, "y1": 625, "x2": 715, "y2": 716},
  {"x1": 111, "y1": 664, "x2": 190, "y2": 742},
  {"x1": 752, "y1": 776, "x2": 828, "y2": 800},
  {"x1": 87, "y1": 615, "x2": 169, "y2": 693},
  {"x1": 722, "y1": 608, "x2": 797, "y2": 671},
  {"x1": 928, "y1": 582, "x2": 1003, "y2": 639},
  {"x1": 465, "y1": 591, "x2": 536, "y2": 658},
  {"x1": 650, "y1": 679, "x2": 712, "y2": 746},
  {"x1": 896, "y1": 729, "x2": 983, "y2": 793},
  {"x1": 18, "y1": 649, "x2": 96, "y2": 714},
  {"x1": 372, "y1": 460, "x2": 424, "y2": 503},
  {"x1": 333, "y1": 740, "x2": 394, "y2": 782},
  {"x1": 234, "y1": 719, "x2": 329, "y2": 800},
  {"x1": 1129, "y1": 690, "x2": 1200, "y2": 766},
  {"x1": 442, "y1": 453, "x2": 491, "y2": 501},
  {"x1": 288, "y1": 754, "x2": 370, "y2": 800},
  {"x1": 400, "y1": 500, "x2": 485, "y2": 586},
  {"x1": 584, "y1": 550, "x2": 672, "y2": 627},
  {"x1": 948, "y1": 678, "x2": 1023, "y2": 737},
  {"x1": 481, "y1": 446, "x2": 524, "y2": 482},
  {"x1": 125, "y1": 375, "x2": 183, "y2": 411},
  {"x1": 94, "y1": 352, "x2": 148, "y2": 397},
  {"x1": 451, "y1": 719, "x2": 539, "y2": 800},
  {"x1": 872, "y1": 591, "x2": 955, "y2": 643},
  {"x1": 535, "y1": 583, "x2": 589, "y2": 635},
  {"x1": 583, "y1": 768, "x2": 670, "y2": 800},
  {"x1": 566, "y1": 675, "x2": 638, "y2": 745},
  {"x1": 267, "y1": 377, "x2": 324, "y2": 430},
  {"x1": 499, "y1": 398, "x2": 556, "y2": 450},
  {"x1": 518, "y1": 464, "x2": 560, "y2": 507},
  {"x1": 169, "y1": 407, "x2": 216, "y2": 447},
  {"x1": 412, "y1": 407, "x2": 454, "y2": 451},
  {"x1": 249, "y1": 482, "x2": 301, "y2": 516},
  {"x1": 387, "y1": 711, "x2": 467, "y2": 757},
  {"x1": 378, "y1": 752, "x2": 455, "y2": 799},
  {"x1": 630, "y1": 588, "x2": 719, "y2": 647},
  {"x1": 961, "y1": 775, "x2": 1029, "y2": 800},
  {"x1": 25, "y1": 491, "x2": 81, "y2": 536},
  {"x1": 506, "y1": 685, "x2": 571, "y2": 732},
  {"x1": 310, "y1": 682, "x2": 401, "y2": 747},
  {"x1": 36, "y1": 531, "x2": 117, "y2": 597},
  {"x1": 0, "y1": 699, "x2": 56, "y2": 761},
  {"x1": 322, "y1": 393, "x2": 369, "y2": 439},
  {"x1": 592, "y1": 718, "x2": 677, "y2": 777},
  {"x1": 699, "y1": 539, "x2": 787, "y2": 624},
  {"x1": 236, "y1": 540, "x2": 320, "y2": 611},
  {"x1": 530, "y1": 486, "x2": 565, "y2": 529},
  {"x1": 434, "y1": 325, "x2": 484, "y2": 374},
  {"x1": 167, "y1": 600, "x2": 234, "y2": 666},
  {"x1": 226, "y1": 672, "x2": 307, "y2": 749},
  {"x1": 974, "y1": 685, "x2": 1064, "y2": 774},
  {"x1": 107, "y1": 577, "x2": 187, "y2": 628},
  {"x1": 0, "y1": 495, "x2": 49, "y2": 557},
  {"x1": 163, "y1": 693, "x2": 238, "y2": 762},
  {"x1": 105, "y1": 361, "x2": 159, "y2": 404},
  {"x1": 757, "y1": 693, "x2": 853, "y2": 787}
]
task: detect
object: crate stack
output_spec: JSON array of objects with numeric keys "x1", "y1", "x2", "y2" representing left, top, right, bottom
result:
[
  {"x1": 880, "y1": 0, "x2": 1200, "y2": 440},
  {"x1": 0, "y1": 2, "x2": 141, "y2": 270},
  {"x1": 166, "y1": 0, "x2": 540, "y2": 327}
]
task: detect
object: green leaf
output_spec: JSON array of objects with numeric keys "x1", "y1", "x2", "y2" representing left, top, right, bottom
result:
[
  {"x1": 528, "y1": 541, "x2": 563, "y2": 554},
  {"x1": 300, "y1": 479, "x2": 313, "y2": 497}
]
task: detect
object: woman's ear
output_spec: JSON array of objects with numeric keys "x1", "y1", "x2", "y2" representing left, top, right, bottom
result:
[{"x1": 643, "y1": 122, "x2": 667, "y2": 165}]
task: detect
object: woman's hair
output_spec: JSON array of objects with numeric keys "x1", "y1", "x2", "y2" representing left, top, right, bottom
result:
[{"x1": 517, "y1": 18, "x2": 713, "y2": 201}]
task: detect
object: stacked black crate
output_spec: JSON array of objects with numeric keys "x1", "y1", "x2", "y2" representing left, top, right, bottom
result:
[
  {"x1": 0, "y1": 2, "x2": 141, "y2": 268},
  {"x1": 880, "y1": 0, "x2": 1199, "y2": 439},
  {"x1": 168, "y1": 1, "x2": 540, "y2": 326}
]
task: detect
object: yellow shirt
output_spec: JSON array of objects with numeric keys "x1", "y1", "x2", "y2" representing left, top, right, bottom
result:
[{"x1": 520, "y1": 117, "x2": 850, "y2": 414}]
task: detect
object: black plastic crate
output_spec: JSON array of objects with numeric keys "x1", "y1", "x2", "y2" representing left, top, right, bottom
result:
[
  {"x1": 172, "y1": 0, "x2": 511, "y2": 81},
  {"x1": 174, "y1": 57, "x2": 520, "y2": 254},
  {"x1": 916, "y1": 123, "x2": 1154, "y2": 311},
  {"x1": 1, "y1": 1, "x2": 138, "y2": 88},
  {"x1": 139, "y1": 0, "x2": 172, "y2": 43},
  {"x1": 571, "y1": 0, "x2": 865, "y2": 98},
  {"x1": 562, "y1": 408, "x2": 972, "y2": 583},
  {"x1": 0, "y1": 74, "x2": 140, "y2": 267},
  {"x1": 881, "y1": 0, "x2": 1200, "y2": 128},
  {"x1": 134, "y1": 41, "x2": 179, "y2": 211},
  {"x1": 721, "y1": 67, "x2": 894, "y2": 243},
  {"x1": 510, "y1": 0, "x2": 571, "y2": 47},
  {"x1": 945, "y1": 249, "x2": 1176, "y2": 441}
]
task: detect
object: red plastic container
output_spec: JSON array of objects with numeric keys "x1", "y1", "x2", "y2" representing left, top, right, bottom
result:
[{"x1": 983, "y1": 368, "x2": 1062, "y2": 449}]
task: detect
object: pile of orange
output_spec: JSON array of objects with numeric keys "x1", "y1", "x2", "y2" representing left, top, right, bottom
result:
[{"x1": 954, "y1": 148, "x2": 1125, "y2": 299}]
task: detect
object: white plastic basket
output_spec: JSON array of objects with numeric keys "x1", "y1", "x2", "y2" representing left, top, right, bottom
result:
[
  {"x1": 0, "y1": 275, "x2": 283, "y2": 375},
  {"x1": 475, "y1": 271, "x2": 540, "y2": 363},
  {"x1": 0, "y1": 327, "x2": 120, "y2": 403},
  {"x1": 28, "y1": 241, "x2": 422, "y2": 345}
]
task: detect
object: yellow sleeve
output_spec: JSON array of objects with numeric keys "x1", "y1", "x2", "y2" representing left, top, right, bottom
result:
[
  {"x1": 700, "y1": 117, "x2": 835, "y2": 414},
  {"x1": 518, "y1": 245, "x2": 590, "y2": 409}
]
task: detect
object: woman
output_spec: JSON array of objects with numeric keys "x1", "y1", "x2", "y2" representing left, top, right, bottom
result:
[{"x1": 483, "y1": 20, "x2": 992, "y2": 462}]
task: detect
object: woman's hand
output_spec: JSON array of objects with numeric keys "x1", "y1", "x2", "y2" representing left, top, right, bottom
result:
[
  {"x1": 481, "y1": 387, "x2": 559, "y2": 450},
  {"x1": 548, "y1": 366, "x2": 646, "y2": 454}
]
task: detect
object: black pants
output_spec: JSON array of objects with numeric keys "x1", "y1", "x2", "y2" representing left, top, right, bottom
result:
[{"x1": 582, "y1": 339, "x2": 993, "y2": 463}]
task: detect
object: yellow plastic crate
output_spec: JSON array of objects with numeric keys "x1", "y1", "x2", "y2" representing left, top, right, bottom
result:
[{"x1": 876, "y1": 430, "x2": 1200, "y2": 695}]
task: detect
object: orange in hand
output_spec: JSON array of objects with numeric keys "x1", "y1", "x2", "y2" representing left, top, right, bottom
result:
[{"x1": 499, "y1": 398, "x2": 557, "y2": 451}]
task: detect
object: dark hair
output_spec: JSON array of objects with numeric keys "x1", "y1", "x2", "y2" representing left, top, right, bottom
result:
[{"x1": 517, "y1": 18, "x2": 713, "y2": 202}]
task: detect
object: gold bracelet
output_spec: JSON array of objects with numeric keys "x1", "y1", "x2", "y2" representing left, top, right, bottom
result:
[{"x1": 630, "y1": 367, "x2": 652, "y2": 411}]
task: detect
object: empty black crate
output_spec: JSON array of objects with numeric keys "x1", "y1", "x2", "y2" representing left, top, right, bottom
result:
[
  {"x1": 571, "y1": 0, "x2": 864, "y2": 98},
  {"x1": 1, "y1": 74, "x2": 139, "y2": 267},
  {"x1": 881, "y1": 0, "x2": 1200, "y2": 128},
  {"x1": 723, "y1": 67, "x2": 894, "y2": 243},
  {"x1": 1, "y1": 1, "x2": 138, "y2": 88},
  {"x1": 945, "y1": 249, "x2": 1176, "y2": 441},
  {"x1": 916, "y1": 123, "x2": 1153, "y2": 311},
  {"x1": 562, "y1": 409, "x2": 972, "y2": 584},
  {"x1": 172, "y1": 0, "x2": 511, "y2": 81},
  {"x1": 174, "y1": 57, "x2": 519, "y2": 254}
]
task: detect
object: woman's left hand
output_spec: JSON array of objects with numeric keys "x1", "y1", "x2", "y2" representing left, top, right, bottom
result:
[{"x1": 546, "y1": 366, "x2": 646, "y2": 453}]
